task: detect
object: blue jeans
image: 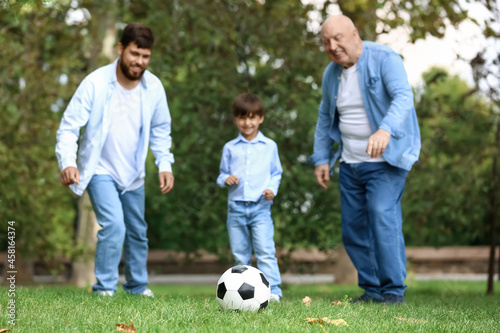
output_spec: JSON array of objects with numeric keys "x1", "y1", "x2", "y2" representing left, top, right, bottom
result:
[
  {"x1": 339, "y1": 162, "x2": 408, "y2": 299},
  {"x1": 227, "y1": 200, "x2": 282, "y2": 297},
  {"x1": 87, "y1": 175, "x2": 149, "y2": 294}
]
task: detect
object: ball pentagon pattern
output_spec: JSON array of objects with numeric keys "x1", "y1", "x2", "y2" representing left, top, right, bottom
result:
[{"x1": 216, "y1": 265, "x2": 271, "y2": 312}]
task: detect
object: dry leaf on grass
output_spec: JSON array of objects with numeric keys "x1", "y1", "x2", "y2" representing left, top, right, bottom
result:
[
  {"x1": 305, "y1": 317, "x2": 349, "y2": 326},
  {"x1": 395, "y1": 317, "x2": 427, "y2": 323},
  {"x1": 116, "y1": 320, "x2": 137, "y2": 332},
  {"x1": 0, "y1": 329, "x2": 11, "y2": 333},
  {"x1": 331, "y1": 300, "x2": 343, "y2": 306},
  {"x1": 302, "y1": 296, "x2": 312, "y2": 306}
]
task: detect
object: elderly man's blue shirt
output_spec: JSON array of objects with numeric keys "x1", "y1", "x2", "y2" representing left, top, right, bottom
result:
[{"x1": 310, "y1": 41, "x2": 421, "y2": 171}]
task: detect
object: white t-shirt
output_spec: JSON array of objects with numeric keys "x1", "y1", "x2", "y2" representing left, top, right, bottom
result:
[
  {"x1": 337, "y1": 65, "x2": 385, "y2": 164},
  {"x1": 95, "y1": 83, "x2": 143, "y2": 190}
]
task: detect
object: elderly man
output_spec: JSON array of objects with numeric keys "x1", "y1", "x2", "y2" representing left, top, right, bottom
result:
[{"x1": 310, "y1": 15, "x2": 421, "y2": 304}]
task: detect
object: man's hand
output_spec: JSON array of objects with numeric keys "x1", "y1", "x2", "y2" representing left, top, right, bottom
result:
[
  {"x1": 225, "y1": 175, "x2": 239, "y2": 186},
  {"x1": 159, "y1": 172, "x2": 174, "y2": 194},
  {"x1": 366, "y1": 128, "x2": 391, "y2": 158},
  {"x1": 262, "y1": 189, "x2": 275, "y2": 201},
  {"x1": 60, "y1": 167, "x2": 80, "y2": 188},
  {"x1": 314, "y1": 164, "x2": 330, "y2": 189}
]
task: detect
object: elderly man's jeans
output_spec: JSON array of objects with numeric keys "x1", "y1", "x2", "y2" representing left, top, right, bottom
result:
[
  {"x1": 339, "y1": 162, "x2": 408, "y2": 300},
  {"x1": 87, "y1": 175, "x2": 149, "y2": 294},
  {"x1": 226, "y1": 200, "x2": 282, "y2": 297}
]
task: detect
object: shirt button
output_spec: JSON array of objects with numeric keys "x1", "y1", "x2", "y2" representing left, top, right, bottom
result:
[
  {"x1": 246, "y1": 171, "x2": 249, "y2": 174},
  {"x1": 247, "y1": 161, "x2": 250, "y2": 164}
]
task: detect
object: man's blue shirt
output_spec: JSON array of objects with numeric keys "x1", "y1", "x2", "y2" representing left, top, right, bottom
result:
[
  {"x1": 55, "y1": 59, "x2": 174, "y2": 196},
  {"x1": 309, "y1": 41, "x2": 421, "y2": 171},
  {"x1": 217, "y1": 131, "x2": 283, "y2": 202}
]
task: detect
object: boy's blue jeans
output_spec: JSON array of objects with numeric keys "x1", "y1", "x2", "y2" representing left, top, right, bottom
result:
[
  {"x1": 339, "y1": 162, "x2": 408, "y2": 300},
  {"x1": 87, "y1": 175, "x2": 149, "y2": 294},
  {"x1": 226, "y1": 199, "x2": 282, "y2": 297}
]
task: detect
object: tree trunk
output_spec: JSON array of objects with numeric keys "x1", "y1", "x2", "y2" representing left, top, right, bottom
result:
[
  {"x1": 72, "y1": 1, "x2": 117, "y2": 288},
  {"x1": 487, "y1": 116, "x2": 500, "y2": 295},
  {"x1": 72, "y1": 192, "x2": 100, "y2": 288}
]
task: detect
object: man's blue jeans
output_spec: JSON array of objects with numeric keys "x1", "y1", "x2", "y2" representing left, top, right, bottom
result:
[
  {"x1": 339, "y1": 162, "x2": 408, "y2": 299},
  {"x1": 87, "y1": 175, "x2": 149, "y2": 294},
  {"x1": 226, "y1": 200, "x2": 282, "y2": 297}
]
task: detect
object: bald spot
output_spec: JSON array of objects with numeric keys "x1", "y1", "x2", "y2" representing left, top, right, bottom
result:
[{"x1": 321, "y1": 15, "x2": 356, "y2": 34}]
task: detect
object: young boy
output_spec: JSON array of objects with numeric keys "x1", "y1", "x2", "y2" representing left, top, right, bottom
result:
[{"x1": 217, "y1": 93, "x2": 283, "y2": 302}]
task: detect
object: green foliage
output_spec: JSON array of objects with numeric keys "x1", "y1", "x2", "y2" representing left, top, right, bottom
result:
[
  {"x1": 0, "y1": 1, "x2": 91, "y2": 260},
  {"x1": 0, "y1": 0, "x2": 498, "y2": 263},
  {"x1": 140, "y1": 0, "x2": 341, "y2": 254},
  {"x1": 404, "y1": 67, "x2": 494, "y2": 246}
]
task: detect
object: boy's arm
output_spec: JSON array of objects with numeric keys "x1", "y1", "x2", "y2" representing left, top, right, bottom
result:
[
  {"x1": 216, "y1": 145, "x2": 231, "y2": 187},
  {"x1": 266, "y1": 143, "x2": 283, "y2": 196}
]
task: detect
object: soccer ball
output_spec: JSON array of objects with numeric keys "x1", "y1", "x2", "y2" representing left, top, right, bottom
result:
[{"x1": 216, "y1": 265, "x2": 271, "y2": 312}]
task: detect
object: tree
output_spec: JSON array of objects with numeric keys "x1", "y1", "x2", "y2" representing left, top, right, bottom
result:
[
  {"x1": 468, "y1": 0, "x2": 500, "y2": 295},
  {"x1": 0, "y1": 0, "x2": 90, "y2": 280}
]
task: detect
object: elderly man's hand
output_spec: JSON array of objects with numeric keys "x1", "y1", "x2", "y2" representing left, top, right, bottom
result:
[
  {"x1": 314, "y1": 164, "x2": 330, "y2": 189},
  {"x1": 366, "y1": 129, "x2": 391, "y2": 158}
]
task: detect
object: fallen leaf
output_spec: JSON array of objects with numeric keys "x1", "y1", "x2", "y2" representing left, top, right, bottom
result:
[
  {"x1": 302, "y1": 296, "x2": 312, "y2": 307},
  {"x1": 305, "y1": 317, "x2": 349, "y2": 326},
  {"x1": 331, "y1": 300, "x2": 343, "y2": 306},
  {"x1": 329, "y1": 319, "x2": 349, "y2": 326},
  {"x1": 394, "y1": 317, "x2": 427, "y2": 323},
  {"x1": 0, "y1": 329, "x2": 11, "y2": 333},
  {"x1": 305, "y1": 318, "x2": 320, "y2": 324},
  {"x1": 116, "y1": 320, "x2": 137, "y2": 332}
]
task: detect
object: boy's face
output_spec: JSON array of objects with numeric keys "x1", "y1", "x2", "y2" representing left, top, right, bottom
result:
[{"x1": 234, "y1": 113, "x2": 264, "y2": 141}]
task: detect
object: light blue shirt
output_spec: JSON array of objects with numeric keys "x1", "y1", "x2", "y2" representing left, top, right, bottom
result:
[
  {"x1": 55, "y1": 59, "x2": 174, "y2": 196},
  {"x1": 309, "y1": 41, "x2": 421, "y2": 171},
  {"x1": 217, "y1": 132, "x2": 283, "y2": 202}
]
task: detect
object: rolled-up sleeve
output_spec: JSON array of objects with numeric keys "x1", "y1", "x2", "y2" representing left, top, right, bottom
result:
[{"x1": 378, "y1": 54, "x2": 414, "y2": 140}]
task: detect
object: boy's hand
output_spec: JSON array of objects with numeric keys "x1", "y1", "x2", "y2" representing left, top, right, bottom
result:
[
  {"x1": 225, "y1": 175, "x2": 239, "y2": 186},
  {"x1": 263, "y1": 189, "x2": 274, "y2": 201},
  {"x1": 159, "y1": 172, "x2": 174, "y2": 194},
  {"x1": 60, "y1": 166, "x2": 80, "y2": 188}
]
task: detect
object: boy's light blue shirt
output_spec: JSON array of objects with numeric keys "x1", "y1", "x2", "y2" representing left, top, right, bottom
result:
[
  {"x1": 217, "y1": 131, "x2": 283, "y2": 202},
  {"x1": 55, "y1": 59, "x2": 174, "y2": 196},
  {"x1": 309, "y1": 41, "x2": 421, "y2": 171}
]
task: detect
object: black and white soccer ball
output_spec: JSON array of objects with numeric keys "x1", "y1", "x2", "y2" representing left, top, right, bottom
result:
[{"x1": 216, "y1": 265, "x2": 271, "y2": 312}]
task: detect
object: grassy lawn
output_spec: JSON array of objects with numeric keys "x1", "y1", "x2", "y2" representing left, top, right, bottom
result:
[{"x1": 0, "y1": 280, "x2": 499, "y2": 332}]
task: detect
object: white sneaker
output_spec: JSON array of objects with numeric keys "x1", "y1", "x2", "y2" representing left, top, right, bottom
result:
[
  {"x1": 95, "y1": 290, "x2": 114, "y2": 297},
  {"x1": 270, "y1": 294, "x2": 281, "y2": 303},
  {"x1": 140, "y1": 288, "x2": 154, "y2": 297}
]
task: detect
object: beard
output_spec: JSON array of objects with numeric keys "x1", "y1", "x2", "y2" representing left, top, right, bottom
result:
[{"x1": 119, "y1": 59, "x2": 146, "y2": 81}]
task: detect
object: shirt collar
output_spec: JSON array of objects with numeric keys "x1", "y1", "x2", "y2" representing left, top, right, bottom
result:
[
  {"x1": 110, "y1": 58, "x2": 148, "y2": 88},
  {"x1": 236, "y1": 131, "x2": 266, "y2": 144}
]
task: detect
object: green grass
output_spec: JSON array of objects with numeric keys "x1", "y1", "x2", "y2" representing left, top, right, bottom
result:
[{"x1": 1, "y1": 280, "x2": 499, "y2": 332}]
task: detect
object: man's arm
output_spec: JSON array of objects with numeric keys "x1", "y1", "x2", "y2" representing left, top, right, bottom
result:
[
  {"x1": 309, "y1": 65, "x2": 337, "y2": 168},
  {"x1": 149, "y1": 87, "x2": 175, "y2": 193},
  {"x1": 55, "y1": 77, "x2": 93, "y2": 186},
  {"x1": 377, "y1": 53, "x2": 415, "y2": 140}
]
